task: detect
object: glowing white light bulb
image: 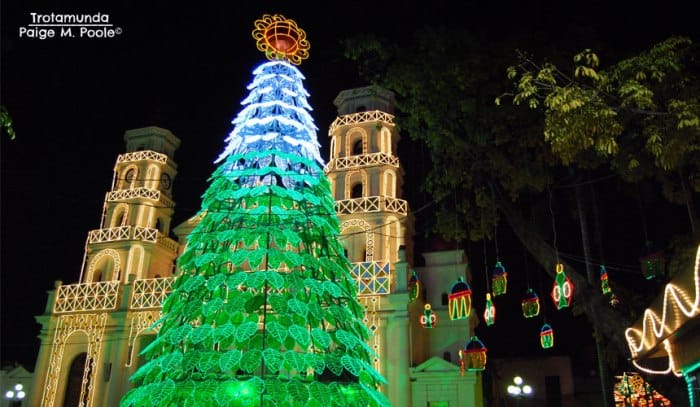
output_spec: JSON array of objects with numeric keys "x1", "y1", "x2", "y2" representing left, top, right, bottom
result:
[
  {"x1": 523, "y1": 385, "x2": 533, "y2": 395},
  {"x1": 514, "y1": 376, "x2": 523, "y2": 385}
]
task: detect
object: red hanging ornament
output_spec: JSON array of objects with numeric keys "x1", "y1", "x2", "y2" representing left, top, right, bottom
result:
[
  {"x1": 551, "y1": 263, "x2": 574, "y2": 310},
  {"x1": 483, "y1": 293, "x2": 495, "y2": 326},
  {"x1": 419, "y1": 303, "x2": 438, "y2": 329},
  {"x1": 540, "y1": 323, "x2": 554, "y2": 349},
  {"x1": 521, "y1": 288, "x2": 540, "y2": 318},
  {"x1": 460, "y1": 336, "x2": 487, "y2": 373},
  {"x1": 448, "y1": 277, "x2": 472, "y2": 320},
  {"x1": 491, "y1": 261, "x2": 507, "y2": 296}
]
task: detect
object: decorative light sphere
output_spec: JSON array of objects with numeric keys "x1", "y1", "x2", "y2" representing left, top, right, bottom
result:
[
  {"x1": 514, "y1": 376, "x2": 523, "y2": 385},
  {"x1": 5, "y1": 390, "x2": 14, "y2": 399},
  {"x1": 252, "y1": 14, "x2": 310, "y2": 65},
  {"x1": 507, "y1": 385, "x2": 521, "y2": 395},
  {"x1": 522, "y1": 385, "x2": 533, "y2": 395},
  {"x1": 14, "y1": 384, "x2": 22, "y2": 391}
]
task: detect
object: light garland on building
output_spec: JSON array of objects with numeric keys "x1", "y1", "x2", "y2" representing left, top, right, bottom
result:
[{"x1": 625, "y1": 245, "x2": 700, "y2": 377}]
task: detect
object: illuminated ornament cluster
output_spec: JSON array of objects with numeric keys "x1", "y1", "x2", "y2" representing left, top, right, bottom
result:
[
  {"x1": 483, "y1": 293, "x2": 496, "y2": 326},
  {"x1": 600, "y1": 265, "x2": 611, "y2": 295},
  {"x1": 420, "y1": 304, "x2": 438, "y2": 329},
  {"x1": 460, "y1": 336, "x2": 487, "y2": 373},
  {"x1": 408, "y1": 270, "x2": 421, "y2": 302},
  {"x1": 521, "y1": 288, "x2": 540, "y2": 318},
  {"x1": 491, "y1": 261, "x2": 508, "y2": 296},
  {"x1": 252, "y1": 14, "x2": 309, "y2": 65},
  {"x1": 448, "y1": 277, "x2": 472, "y2": 320},
  {"x1": 551, "y1": 263, "x2": 574, "y2": 310},
  {"x1": 540, "y1": 323, "x2": 554, "y2": 349}
]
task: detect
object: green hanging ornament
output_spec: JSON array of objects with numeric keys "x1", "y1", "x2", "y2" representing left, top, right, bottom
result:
[
  {"x1": 551, "y1": 263, "x2": 574, "y2": 310},
  {"x1": 483, "y1": 293, "x2": 495, "y2": 326},
  {"x1": 408, "y1": 270, "x2": 421, "y2": 302}
]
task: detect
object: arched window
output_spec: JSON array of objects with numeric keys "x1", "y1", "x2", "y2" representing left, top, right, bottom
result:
[
  {"x1": 63, "y1": 352, "x2": 90, "y2": 407},
  {"x1": 441, "y1": 292, "x2": 449, "y2": 306},
  {"x1": 352, "y1": 139, "x2": 363, "y2": 155},
  {"x1": 123, "y1": 168, "x2": 136, "y2": 189},
  {"x1": 351, "y1": 183, "x2": 363, "y2": 199},
  {"x1": 155, "y1": 218, "x2": 163, "y2": 233}
]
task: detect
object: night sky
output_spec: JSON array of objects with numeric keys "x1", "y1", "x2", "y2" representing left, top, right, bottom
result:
[{"x1": 1, "y1": 0, "x2": 698, "y2": 372}]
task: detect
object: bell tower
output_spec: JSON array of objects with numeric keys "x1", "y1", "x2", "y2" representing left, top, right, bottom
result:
[
  {"x1": 29, "y1": 126, "x2": 181, "y2": 407},
  {"x1": 86, "y1": 126, "x2": 181, "y2": 283},
  {"x1": 325, "y1": 85, "x2": 415, "y2": 405}
]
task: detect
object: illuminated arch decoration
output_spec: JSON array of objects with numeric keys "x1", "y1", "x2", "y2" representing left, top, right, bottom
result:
[
  {"x1": 551, "y1": 263, "x2": 574, "y2": 309},
  {"x1": 40, "y1": 313, "x2": 107, "y2": 407},
  {"x1": 252, "y1": 14, "x2": 309, "y2": 65},
  {"x1": 126, "y1": 244, "x2": 145, "y2": 281},
  {"x1": 345, "y1": 127, "x2": 368, "y2": 157},
  {"x1": 126, "y1": 311, "x2": 161, "y2": 367},
  {"x1": 110, "y1": 203, "x2": 129, "y2": 228},
  {"x1": 345, "y1": 169, "x2": 368, "y2": 199},
  {"x1": 88, "y1": 248, "x2": 121, "y2": 282},
  {"x1": 624, "y1": 245, "x2": 700, "y2": 377},
  {"x1": 339, "y1": 218, "x2": 375, "y2": 261},
  {"x1": 448, "y1": 277, "x2": 472, "y2": 320}
]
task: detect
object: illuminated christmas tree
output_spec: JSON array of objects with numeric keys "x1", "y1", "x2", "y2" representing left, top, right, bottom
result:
[{"x1": 120, "y1": 14, "x2": 389, "y2": 407}]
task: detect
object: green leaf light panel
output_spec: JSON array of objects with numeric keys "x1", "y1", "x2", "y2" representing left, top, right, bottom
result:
[
  {"x1": 408, "y1": 270, "x2": 421, "y2": 302},
  {"x1": 448, "y1": 277, "x2": 472, "y2": 320},
  {"x1": 540, "y1": 323, "x2": 554, "y2": 349},
  {"x1": 120, "y1": 14, "x2": 390, "y2": 407},
  {"x1": 521, "y1": 288, "x2": 540, "y2": 318},
  {"x1": 600, "y1": 265, "x2": 611, "y2": 295},
  {"x1": 459, "y1": 336, "x2": 487, "y2": 373},
  {"x1": 491, "y1": 261, "x2": 507, "y2": 296},
  {"x1": 419, "y1": 304, "x2": 438, "y2": 329},
  {"x1": 551, "y1": 263, "x2": 574, "y2": 310},
  {"x1": 483, "y1": 293, "x2": 495, "y2": 326}
]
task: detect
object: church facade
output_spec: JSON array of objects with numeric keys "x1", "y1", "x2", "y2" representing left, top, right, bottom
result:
[{"x1": 28, "y1": 86, "x2": 482, "y2": 406}]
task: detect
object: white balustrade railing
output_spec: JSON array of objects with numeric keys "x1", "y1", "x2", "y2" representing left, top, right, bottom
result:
[
  {"x1": 130, "y1": 277, "x2": 175, "y2": 309},
  {"x1": 116, "y1": 150, "x2": 168, "y2": 164},
  {"x1": 325, "y1": 152, "x2": 398, "y2": 172},
  {"x1": 54, "y1": 281, "x2": 120, "y2": 313},
  {"x1": 328, "y1": 110, "x2": 395, "y2": 135},
  {"x1": 335, "y1": 197, "x2": 407, "y2": 216}
]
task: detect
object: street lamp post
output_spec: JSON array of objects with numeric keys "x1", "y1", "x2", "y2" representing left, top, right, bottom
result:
[
  {"x1": 4, "y1": 383, "x2": 25, "y2": 407},
  {"x1": 507, "y1": 376, "x2": 533, "y2": 406}
]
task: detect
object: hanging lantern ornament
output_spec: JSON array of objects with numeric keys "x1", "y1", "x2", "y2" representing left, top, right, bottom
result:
[
  {"x1": 419, "y1": 304, "x2": 438, "y2": 329},
  {"x1": 408, "y1": 270, "x2": 421, "y2": 302},
  {"x1": 521, "y1": 288, "x2": 540, "y2": 318},
  {"x1": 491, "y1": 261, "x2": 508, "y2": 296},
  {"x1": 639, "y1": 244, "x2": 665, "y2": 280},
  {"x1": 483, "y1": 293, "x2": 496, "y2": 326},
  {"x1": 551, "y1": 263, "x2": 574, "y2": 310},
  {"x1": 540, "y1": 323, "x2": 554, "y2": 349},
  {"x1": 448, "y1": 277, "x2": 472, "y2": 320},
  {"x1": 460, "y1": 336, "x2": 487, "y2": 372},
  {"x1": 600, "y1": 265, "x2": 611, "y2": 295}
]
